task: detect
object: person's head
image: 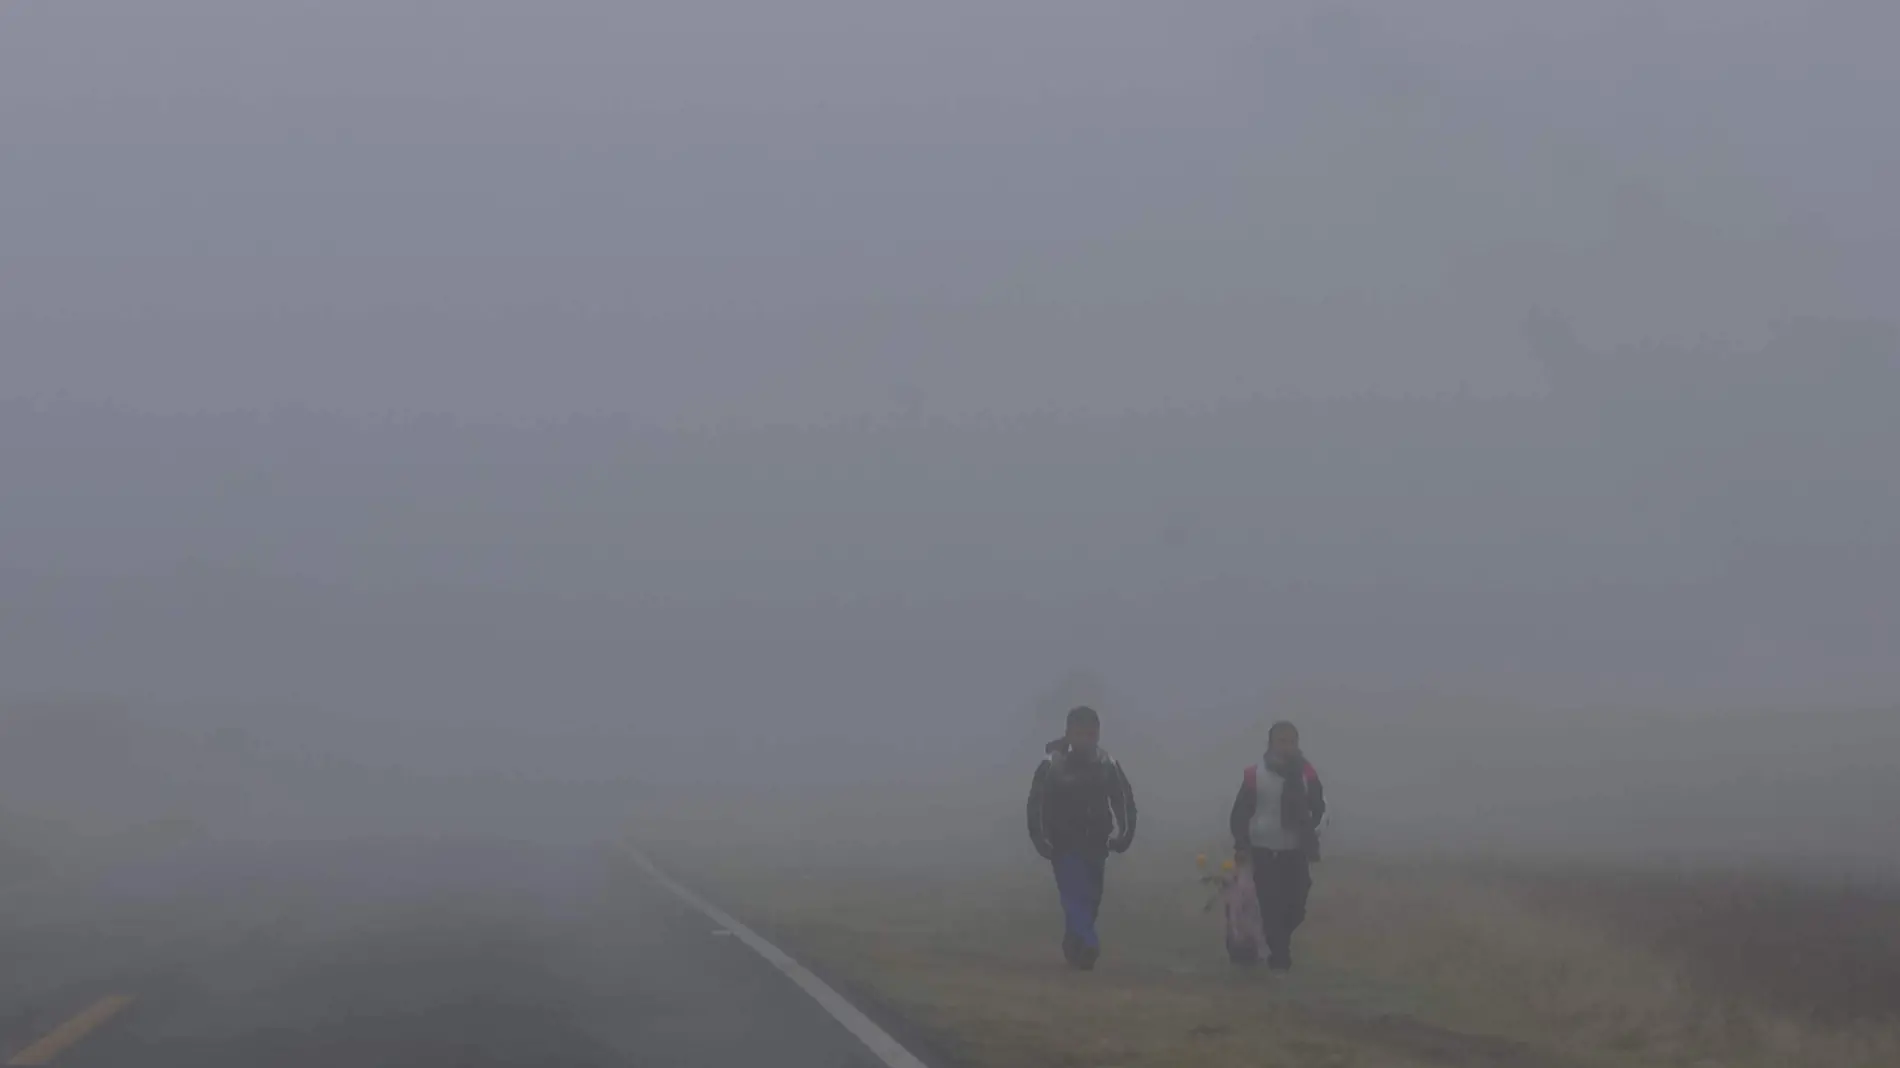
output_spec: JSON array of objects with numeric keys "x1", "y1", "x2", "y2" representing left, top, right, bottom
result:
[
  {"x1": 1267, "y1": 720, "x2": 1301, "y2": 757},
  {"x1": 1065, "y1": 706, "x2": 1101, "y2": 754}
]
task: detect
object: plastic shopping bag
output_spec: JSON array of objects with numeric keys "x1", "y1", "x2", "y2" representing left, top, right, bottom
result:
[{"x1": 1224, "y1": 865, "x2": 1264, "y2": 964}]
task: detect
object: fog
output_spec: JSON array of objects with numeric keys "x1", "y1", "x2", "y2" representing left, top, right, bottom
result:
[
  {"x1": 4, "y1": 0, "x2": 1899, "y2": 890},
  {"x1": 4, "y1": 344, "x2": 1897, "y2": 877},
  {"x1": 7, "y1": 1, "x2": 1897, "y2": 421}
]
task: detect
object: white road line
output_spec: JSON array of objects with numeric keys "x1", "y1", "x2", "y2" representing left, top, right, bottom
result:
[{"x1": 623, "y1": 846, "x2": 930, "y2": 1068}]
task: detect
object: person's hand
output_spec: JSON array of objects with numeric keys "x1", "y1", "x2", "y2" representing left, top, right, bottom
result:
[
  {"x1": 1233, "y1": 846, "x2": 1250, "y2": 866},
  {"x1": 1110, "y1": 835, "x2": 1132, "y2": 854},
  {"x1": 1033, "y1": 838, "x2": 1056, "y2": 860}
]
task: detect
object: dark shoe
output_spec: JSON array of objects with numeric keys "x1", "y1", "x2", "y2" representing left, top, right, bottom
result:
[
  {"x1": 1061, "y1": 932, "x2": 1081, "y2": 965},
  {"x1": 1267, "y1": 957, "x2": 1292, "y2": 972},
  {"x1": 1075, "y1": 943, "x2": 1099, "y2": 970}
]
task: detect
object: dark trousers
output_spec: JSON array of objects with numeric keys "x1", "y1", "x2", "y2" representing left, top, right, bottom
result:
[
  {"x1": 1250, "y1": 848, "x2": 1312, "y2": 966},
  {"x1": 1051, "y1": 851, "x2": 1107, "y2": 951}
]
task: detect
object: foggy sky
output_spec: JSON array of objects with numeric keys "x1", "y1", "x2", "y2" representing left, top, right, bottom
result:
[
  {"x1": 5, "y1": 1, "x2": 1896, "y2": 422},
  {"x1": 3, "y1": 3, "x2": 1898, "y2": 872}
]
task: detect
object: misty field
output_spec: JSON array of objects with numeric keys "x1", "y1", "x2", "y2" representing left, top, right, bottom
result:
[{"x1": 664, "y1": 844, "x2": 1900, "y2": 1068}]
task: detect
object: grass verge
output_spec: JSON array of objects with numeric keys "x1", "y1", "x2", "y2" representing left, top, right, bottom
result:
[{"x1": 663, "y1": 842, "x2": 1900, "y2": 1068}]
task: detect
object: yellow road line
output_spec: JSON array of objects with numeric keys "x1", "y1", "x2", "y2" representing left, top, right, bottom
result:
[{"x1": 6, "y1": 996, "x2": 134, "y2": 1066}]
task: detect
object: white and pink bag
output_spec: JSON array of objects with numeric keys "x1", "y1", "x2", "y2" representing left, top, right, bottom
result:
[{"x1": 1223, "y1": 864, "x2": 1265, "y2": 964}]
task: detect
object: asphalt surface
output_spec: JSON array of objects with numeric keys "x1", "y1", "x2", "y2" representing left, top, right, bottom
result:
[{"x1": 2, "y1": 839, "x2": 892, "y2": 1068}]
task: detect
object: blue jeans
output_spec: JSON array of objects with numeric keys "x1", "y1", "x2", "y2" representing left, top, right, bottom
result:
[{"x1": 1052, "y1": 851, "x2": 1107, "y2": 950}]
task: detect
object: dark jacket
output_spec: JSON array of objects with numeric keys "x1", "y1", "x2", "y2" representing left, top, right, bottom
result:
[
  {"x1": 1229, "y1": 753, "x2": 1326, "y2": 860},
  {"x1": 1027, "y1": 741, "x2": 1137, "y2": 858}
]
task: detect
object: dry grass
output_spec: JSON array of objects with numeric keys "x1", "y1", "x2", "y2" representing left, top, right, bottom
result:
[
  {"x1": 1512, "y1": 866, "x2": 1900, "y2": 1024},
  {"x1": 663, "y1": 842, "x2": 1900, "y2": 1068}
]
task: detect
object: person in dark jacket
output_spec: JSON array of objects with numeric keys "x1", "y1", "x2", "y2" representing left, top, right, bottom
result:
[
  {"x1": 1027, "y1": 705, "x2": 1137, "y2": 969},
  {"x1": 1229, "y1": 720, "x2": 1325, "y2": 971}
]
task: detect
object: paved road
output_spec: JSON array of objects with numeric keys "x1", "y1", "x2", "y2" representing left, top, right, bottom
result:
[{"x1": 2, "y1": 839, "x2": 897, "y2": 1067}]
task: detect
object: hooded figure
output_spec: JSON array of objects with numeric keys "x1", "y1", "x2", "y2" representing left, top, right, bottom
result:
[
  {"x1": 1228, "y1": 720, "x2": 1325, "y2": 971},
  {"x1": 1026, "y1": 706, "x2": 1137, "y2": 969}
]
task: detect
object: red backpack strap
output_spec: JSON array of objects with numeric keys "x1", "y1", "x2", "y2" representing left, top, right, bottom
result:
[
  {"x1": 1302, "y1": 761, "x2": 1319, "y2": 783},
  {"x1": 1242, "y1": 765, "x2": 1258, "y2": 788}
]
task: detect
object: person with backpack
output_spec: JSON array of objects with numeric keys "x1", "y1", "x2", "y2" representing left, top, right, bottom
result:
[
  {"x1": 1228, "y1": 720, "x2": 1326, "y2": 971},
  {"x1": 1026, "y1": 705, "x2": 1137, "y2": 970}
]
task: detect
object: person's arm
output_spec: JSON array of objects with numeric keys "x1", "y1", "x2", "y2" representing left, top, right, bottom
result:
[
  {"x1": 1108, "y1": 760, "x2": 1137, "y2": 852},
  {"x1": 1229, "y1": 767, "x2": 1257, "y2": 854},
  {"x1": 1026, "y1": 761, "x2": 1054, "y2": 858},
  {"x1": 1305, "y1": 764, "x2": 1326, "y2": 827}
]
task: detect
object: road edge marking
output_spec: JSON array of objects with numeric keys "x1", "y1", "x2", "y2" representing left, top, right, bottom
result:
[
  {"x1": 622, "y1": 846, "x2": 930, "y2": 1068},
  {"x1": 6, "y1": 995, "x2": 134, "y2": 1067}
]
